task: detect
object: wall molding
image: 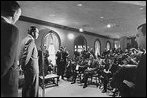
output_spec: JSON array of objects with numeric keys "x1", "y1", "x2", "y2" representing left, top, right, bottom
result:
[{"x1": 19, "y1": 15, "x2": 114, "y2": 39}]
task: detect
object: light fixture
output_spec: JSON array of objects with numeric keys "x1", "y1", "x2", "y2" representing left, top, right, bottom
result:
[
  {"x1": 79, "y1": 28, "x2": 84, "y2": 32},
  {"x1": 107, "y1": 24, "x2": 111, "y2": 28},
  {"x1": 100, "y1": 16, "x2": 104, "y2": 19},
  {"x1": 49, "y1": 14, "x2": 55, "y2": 17},
  {"x1": 77, "y1": 3, "x2": 82, "y2": 7},
  {"x1": 140, "y1": 7, "x2": 143, "y2": 10},
  {"x1": 68, "y1": 33, "x2": 74, "y2": 40}
]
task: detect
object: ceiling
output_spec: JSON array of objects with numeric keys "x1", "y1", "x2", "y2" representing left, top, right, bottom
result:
[{"x1": 18, "y1": 1, "x2": 146, "y2": 38}]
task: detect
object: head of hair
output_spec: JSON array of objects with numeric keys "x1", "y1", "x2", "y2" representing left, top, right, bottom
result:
[
  {"x1": 60, "y1": 47, "x2": 64, "y2": 50},
  {"x1": 44, "y1": 50, "x2": 49, "y2": 57},
  {"x1": 137, "y1": 23, "x2": 146, "y2": 36},
  {"x1": 28, "y1": 26, "x2": 38, "y2": 36},
  {"x1": 1, "y1": 1, "x2": 20, "y2": 17}
]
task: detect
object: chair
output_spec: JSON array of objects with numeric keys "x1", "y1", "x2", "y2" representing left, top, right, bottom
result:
[
  {"x1": 87, "y1": 69, "x2": 102, "y2": 87},
  {"x1": 90, "y1": 73, "x2": 99, "y2": 87},
  {"x1": 76, "y1": 70, "x2": 83, "y2": 82},
  {"x1": 39, "y1": 74, "x2": 59, "y2": 88}
]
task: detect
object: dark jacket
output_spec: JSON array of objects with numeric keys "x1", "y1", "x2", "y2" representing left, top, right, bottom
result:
[
  {"x1": 1, "y1": 18, "x2": 19, "y2": 97},
  {"x1": 135, "y1": 53, "x2": 146, "y2": 97}
]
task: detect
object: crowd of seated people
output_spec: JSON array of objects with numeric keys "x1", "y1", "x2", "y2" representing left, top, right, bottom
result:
[
  {"x1": 62, "y1": 46, "x2": 145, "y2": 97},
  {"x1": 37, "y1": 44, "x2": 145, "y2": 97}
]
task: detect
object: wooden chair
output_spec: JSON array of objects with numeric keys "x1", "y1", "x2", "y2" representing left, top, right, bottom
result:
[{"x1": 39, "y1": 74, "x2": 59, "y2": 88}]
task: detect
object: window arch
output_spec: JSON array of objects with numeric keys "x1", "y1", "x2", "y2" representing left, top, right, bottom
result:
[
  {"x1": 94, "y1": 39, "x2": 101, "y2": 58},
  {"x1": 114, "y1": 40, "x2": 120, "y2": 49},
  {"x1": 74, "y1": 35, "x2": 87, "y2": 52},
  {"x1": 42, "y1": 30, "x2": 61, "y2": 66},
  {"x1": 106, "y1": 41, "x2": 111, "y2": 51}
]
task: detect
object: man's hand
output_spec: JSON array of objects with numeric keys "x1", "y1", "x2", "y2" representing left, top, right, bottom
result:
[{"x1": 123, "y1": 80, "x2": 135, "y2": 88}]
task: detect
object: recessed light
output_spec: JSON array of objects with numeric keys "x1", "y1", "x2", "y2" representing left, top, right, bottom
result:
[
  {"x1": 100, "y1": 17, "x2": 104, "y2": 19},
  {"x1": 107, "y1": 24, "x2": 111, "y2": 28},
  {"x1": 49, "y1": 14, "x2": 55, "y2": 17},
  {"x1": 140, "y1": 7, "x2": 143, "y2": 10},
  {"x1": 79, "y1": 28, "x2": 84, "y2": 32},
  {"x1": 77, "y1": 3, "x2": 82, "y2": 7}
]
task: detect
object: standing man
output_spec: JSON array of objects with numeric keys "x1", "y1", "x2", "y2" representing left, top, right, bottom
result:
[
  {"x1": 134, "y1": 23, "x2": 146, "y2": 97},
  {"x1": 56, "y1": 48, "x2": 62, "y2": 80},
  {"x1": 1, "y1": 1, "x2": 21, "y2": 97},
  {"x1": 110, "y1": 23, "x2": 146, "y2": 97},
  {"x1": 62, "y1": 47, "x2": 69, "y2": 79},
  {"x1": 19, "y1": 26, "x2": 40, "y2": 97}
]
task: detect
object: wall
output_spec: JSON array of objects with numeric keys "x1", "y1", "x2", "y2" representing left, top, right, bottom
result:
[
  {"x1": 120, "y1": 36, "x2": 129, "y2": 51},
  {"x1": 16, "y1": 19, "x2": 114, "y2": 59}
]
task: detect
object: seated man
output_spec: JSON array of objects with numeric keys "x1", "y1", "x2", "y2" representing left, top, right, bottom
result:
[
  {"x1": 81, "y1": 59, "x2": 99, "y2": 88},
  {"x1": 71, "y1": 59, "x2": 88, "y2": 84},
  {"x1": 101, "y1": 59, "x2": 113, "y2": 93}
]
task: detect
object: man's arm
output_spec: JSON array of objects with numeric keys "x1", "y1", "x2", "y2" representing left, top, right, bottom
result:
[{"x1": 1, "y1": 26, "x2": 19, "y2": 77}]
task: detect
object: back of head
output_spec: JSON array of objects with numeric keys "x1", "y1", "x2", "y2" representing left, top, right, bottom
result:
[
  {"x1": 28, "y1": 26, "x2": 38, "y2": 35},
  {"x1": 1, "y1": 1, "x2": 20, "y2": 17},
  {"x1": 137, "y1": 23, "x2": 146, "y2": 36}
]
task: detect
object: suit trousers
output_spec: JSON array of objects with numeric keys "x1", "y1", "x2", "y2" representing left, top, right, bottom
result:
[{"x1": 22, "y1": 67, "x2": 39, "y2": 97}]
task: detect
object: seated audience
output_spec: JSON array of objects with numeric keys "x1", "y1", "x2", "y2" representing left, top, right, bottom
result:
[{"x1": 81, "y1": 58, "x2": 99, "y2": 88}]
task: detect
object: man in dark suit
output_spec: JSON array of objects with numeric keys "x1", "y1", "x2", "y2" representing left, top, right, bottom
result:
[
  {"x1": 1, "y1": 1, "x2": 21, "y2": 97},
  {"x1": 81, "y1": 59, "x2": 99, "y2": 88},
  {"x1": 62, "y1": 47, "x2": 69, "y2": 79},
  {"x1": 56, "y1": 48, "x2": 62, "y2": 80},
  {"x1": 134, "y1": 23, "x2": 146, "y2": 97},
  {"x1": 110, "y1": 23, "x2": 146, "y2": 97}
]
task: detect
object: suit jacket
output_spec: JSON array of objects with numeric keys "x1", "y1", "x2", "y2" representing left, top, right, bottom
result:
[
  {"x1": 1, "y1": 18, "x2": 19, "y2": 97},
  {"x1": 19, "y1": 35, "x2": 39, "y2": 74},
  {"x1": 135, "y1": 53, "x2": 146, "y2": 97},
  {"x1": 90, "y1": 59, "x2": 99, "y2": 71}
]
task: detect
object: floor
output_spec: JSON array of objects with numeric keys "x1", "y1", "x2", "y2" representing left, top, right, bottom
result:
[{"x1": 18, "y1": 77, "x2": 112, "y2": 97}]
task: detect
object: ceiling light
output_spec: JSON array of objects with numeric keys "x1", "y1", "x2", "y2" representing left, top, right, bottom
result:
[
  {"x1": 79, "y1": 28, "x2": 84, "y2": 32},
  {"x1": 140, "y1": 7, "x2": 143, "y2": 10},
  {"x1": 77, "y1": 4, "x2": 82, "y2": 6},
  {"x1": 100, "y1": 17, "x2": 104, "y2": 19},
  {"x1": 49, "y1": 14, "x2": 55, "y2": 17},
  {"x1": 107, "y1": 24, "x2": 111, "y2": 28}
]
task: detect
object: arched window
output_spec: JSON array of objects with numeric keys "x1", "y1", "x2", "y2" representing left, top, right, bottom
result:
[
  {"x1": 94, "y1": 39, "x2": 101, "y2": 58},
  {"x1": 106, "y1": 41, "x2": 111, "y2": 51},
  {"x1": 114, "y1": 40, "x2": 120, "y2": 49},
  {"x1": 74, "y1": 35, "x2": 87, "y2": 52},
  {"x1": 43, "y1": 30, "x2": 60, "y2": 66}
]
